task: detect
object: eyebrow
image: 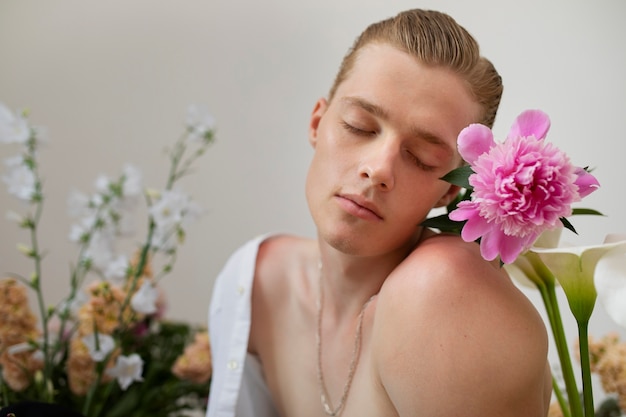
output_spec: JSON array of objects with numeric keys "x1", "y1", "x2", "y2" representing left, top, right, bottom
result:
[
  {"x1": 341, "y1": 96, "x2": 388, "y2": 119},
  {"x1": 340, "y1": 96, "x2": 455, "y2": 157}
]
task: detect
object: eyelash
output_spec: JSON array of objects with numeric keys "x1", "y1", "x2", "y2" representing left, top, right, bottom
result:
[
  {"x1": 406, "y1": 151, "x2": 435, "y2": 172},
  {"x1": 341, "y1": 121, "x2": 376, "y2": 137}
]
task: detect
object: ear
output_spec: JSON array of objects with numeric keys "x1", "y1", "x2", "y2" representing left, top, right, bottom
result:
[
  {"x1": 309, "y1": 97, "x2": 328, "y2": 148},
  {"x1": 434, "y1": 184, "x2": 461, "y2": 208}
]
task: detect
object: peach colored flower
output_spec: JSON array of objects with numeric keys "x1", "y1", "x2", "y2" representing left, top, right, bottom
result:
[
  {"x1": 0, "y1": 279, "x2": 39, "y2": 348},
  {"x1": 172, "y1": 331, "x2": 211, "y2": 384},
  {"x1": 66, "y1": 336, "x2": 117, "y2": 396},
  {"x1": 0, "y1": 278, "x2": 43, "y2": 391},
  {"x1": 77, "y1": 280, "x2": 134, "y2": 336},
  {"x1": 583, "y1": 333, "x2": 626, "y2": 410},
  {"x1": 547, "y1": 401, "x2": 565, "y2": 417},
  {"x1": 128, "y1": 249, "x2": 153, "y2": 280},
  {"x1": 0, "y1": 348, "x2": 43, "y2": 392},
  {"x1": 67, "y1": 337, "x2": 97, "y2": 395}
]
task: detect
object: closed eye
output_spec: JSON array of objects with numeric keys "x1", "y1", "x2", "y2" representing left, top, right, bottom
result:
[
  {"x1": 406, "y1": 150, "x2": 436, "y2": 172},
  {"x1": 341, "y1": 121, "x2": 376, "y2": 137}
]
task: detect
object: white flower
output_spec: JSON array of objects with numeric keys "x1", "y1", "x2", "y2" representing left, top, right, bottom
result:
[
  {"x1": 121, "y1": 164, "x2": 143, "y2": 198},
  {"x1": 505, "y1": 228, "x2": 564, "y2": 288},
  {"x1": 5, "y1": 210, "x2": 24, "y2": 224},
  {"x1": 57, "y1": 291, "x2": 86, "y2": 319},
  {"x1": 104, "y1": 254, "x2": 129, "y2": 283},
  {"x1": 7, "y1": 341, "x2": 36, "y2": 355},
  {"x1": 90, "y1": 192, "x2": 104, "y2": 208},
  {"x1": 94, "y1": 174, "x2": 111, "y2": 194},
  {"x1": 186, "y1": 104, "x2": 215, "y2": 142},
  {"x1": 149, "y1": 188, "x2": 203, "y2": 250},
  {"x1": 68, "y1": 215, "x2": 95, "y2": 242},
  {"x1": 7, "y1": 342, "x2": 45, "y2": 367},
  {"x1": 594, "y1": 234, "x2": 626, "y2": 328},
  {"x1": 82, "y1": 333, "x2": 115, "y2": 362},
  {"x1": 83, "y1": 229, "x2": 116, "y2": 272},
  {"x1": 149, "y1": 189, "x2": 189, "y2": 230},
  {"x1": 0, "y1": 102, "x2": 29, "y2": 144},
  {"x1": 67, "y1": 189, "x2": 91, "y2": 217},
  {"x1": 532, "y1": 235, "x2": 626, "y2": 323},
  {"x1": 131, "y1": 281, "x2": 158, "y2": 315},
  {"x1": 2, "y1": 156, "x2": 36, "y2": 201},
  {"x1": 106, "y1": 353, "x2": 144, "y2": 390}
]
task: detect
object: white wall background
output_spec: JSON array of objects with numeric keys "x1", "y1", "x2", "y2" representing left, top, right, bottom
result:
[{"x1": 1, "y1": 0, "x2": 625, "y2": 395}]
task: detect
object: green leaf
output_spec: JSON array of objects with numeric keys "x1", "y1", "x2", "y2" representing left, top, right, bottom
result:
[
  {"x1": 105, "y1": 388, "x2": 140, "y2": 417},
  {"x1": 421, "y1": 214, "x2": 465, "y2": 234},
  {"x1": 572, "y1": 208, "x2": 604, "y2": 216},
  {"x1": 440, "y1": 165, "x2": 474, "y2": 189},
  {"x1": 446, "y1": 188, "x2": 472, "y2": 213},
  {"x1": 560, "y1": 216, "x2": 578, "y2": 234}
]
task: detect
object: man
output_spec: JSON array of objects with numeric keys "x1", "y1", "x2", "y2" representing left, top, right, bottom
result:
[{"x1": 208, "y1": 9, "x2": 551, "y2": 417}]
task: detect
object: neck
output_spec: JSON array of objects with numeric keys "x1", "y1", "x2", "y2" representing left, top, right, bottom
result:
[{"x1": 316, "y1": 235, "x2": 418, "y2": 318}]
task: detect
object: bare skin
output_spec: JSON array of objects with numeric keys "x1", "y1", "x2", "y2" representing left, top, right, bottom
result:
[{"x1": 248, "y1": 43, "x2": 551, "y2": 417}]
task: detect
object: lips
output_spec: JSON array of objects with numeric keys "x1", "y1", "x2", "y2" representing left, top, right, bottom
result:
[{"x1": 336, "y1": 193, "x2": 383, "y2": 221}]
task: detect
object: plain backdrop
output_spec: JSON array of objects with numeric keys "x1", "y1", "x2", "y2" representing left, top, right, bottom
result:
[{"x1": 1, "y1": 0, "x2": 625, "y2": 399}]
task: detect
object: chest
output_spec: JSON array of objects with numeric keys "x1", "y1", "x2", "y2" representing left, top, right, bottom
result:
[{"x1": 252, "y1": 301, "x2": 398, "y2": 417}]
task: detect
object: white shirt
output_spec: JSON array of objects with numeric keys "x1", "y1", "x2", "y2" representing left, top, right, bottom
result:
[{"x1": 206, "y1": 234, "x2": 280, "y2": 417}]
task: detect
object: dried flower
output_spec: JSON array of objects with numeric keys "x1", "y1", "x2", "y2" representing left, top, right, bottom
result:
[
  {"x1": 584, "y1": 333, "x2": 626, "y2": 411},
  {"x1": 0, "y1": 348, "x2": 43, "y2": 392},
  {"x1": 547, "y1": 401, "x2": 565, "y2": 417},
  {"x1": 0, "y1": 279, "x2": 39, "y2": 349},
  {"x1": 77, "y1": 281, "x2": 133, "y2": 336},
  {"x1": 172, "y1": 331, "x2": 212, "y2": 384},
  {"x1": 66, "y1": 337, "x2": 94, "y2": 395}
]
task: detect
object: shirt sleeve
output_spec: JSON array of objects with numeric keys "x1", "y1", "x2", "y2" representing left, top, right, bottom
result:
[{"x1": 206, "y1": 233, "x2": 278, "y2": 417}]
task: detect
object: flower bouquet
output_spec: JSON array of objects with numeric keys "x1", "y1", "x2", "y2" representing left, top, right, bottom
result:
[
  {"x1": 423, "y1": 109, "x2": 626, "y2": 417},
  {"x1": 0, "y1": 102, "x2": 214, "y2": 416}
]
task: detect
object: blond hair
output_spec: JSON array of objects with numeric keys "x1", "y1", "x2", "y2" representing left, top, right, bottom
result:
[{"x1": 328, "y1": 9, "x2": 503, "y2": 128}]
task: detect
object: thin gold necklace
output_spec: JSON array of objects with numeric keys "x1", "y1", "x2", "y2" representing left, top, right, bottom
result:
[{"x1": 316, "y1": 264, "x2": 376, "y2": 416}]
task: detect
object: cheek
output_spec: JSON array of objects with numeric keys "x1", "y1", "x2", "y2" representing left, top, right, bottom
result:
[
  {"x1": 305, "y1": 152, "x2": 331, "y2": 205},
  {"x1": 395, "y1": 177, "x2": 451, "y2": 218}
]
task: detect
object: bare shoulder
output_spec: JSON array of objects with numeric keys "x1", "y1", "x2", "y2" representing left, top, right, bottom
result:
[
  {"x1": 372, "y1": 234, "x2": 551, "y2": 417},
  {"x1": 249, "y1": 234, "x2": 316, "y2": 355},
  {"x1": 254, "y1": 234, "x2": 317, "y2": 297}
]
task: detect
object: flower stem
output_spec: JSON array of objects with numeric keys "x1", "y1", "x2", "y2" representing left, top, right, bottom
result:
[
  {"x1": 542, "y1": 281, "x2": 583, "y2": 417},
  {"x1": 26, "y1": 138, "x2": 55, "y2": 402},
  {"x1": 576, "y1": 320, "x2": 594, "y2": 417},
  {"x1": 552, "y1": 375, "x2": 572, "y2": 417}
]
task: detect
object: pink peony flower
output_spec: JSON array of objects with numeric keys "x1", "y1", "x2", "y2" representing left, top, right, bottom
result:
[{"x1": 449, "y1": 109, "x2": 600, "y2": 264}]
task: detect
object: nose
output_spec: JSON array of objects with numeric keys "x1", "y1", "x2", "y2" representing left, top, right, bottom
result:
[{"x1": 359, "y1": 142, "x2": 396, "y2": 191}]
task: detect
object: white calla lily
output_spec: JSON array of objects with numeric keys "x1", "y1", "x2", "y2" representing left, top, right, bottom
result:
[
  {"x1": 532, "y1": 236, "x2": 626, "y2": 323},
  {"x1": 594, "y1": 234, "x2": 626, "y2": 328}
]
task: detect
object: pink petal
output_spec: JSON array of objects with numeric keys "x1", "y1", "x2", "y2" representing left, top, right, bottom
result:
[
  {"x1": 498, "y1": 234, "x2": 527, "y2": 264},
  {"x1": 573, "y1": 167, "x2": 600, "y2": 198},
  {"x1": 454, "y1": 212, "x2": 491, "y2": 242},
  {"x1": 448, "y1": 202, "x2": 473, "y2": 222},
  {"x1": 479, "y1": 230, "x2": 502, "y2": 261},
  {"x1": 457, "y1": 124, "x2": 494, "y2": 165},
  {"x1": 508, "y1": 109, "x2": 551, "y2": 140}
]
